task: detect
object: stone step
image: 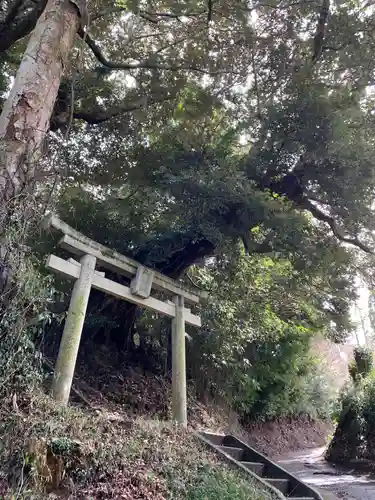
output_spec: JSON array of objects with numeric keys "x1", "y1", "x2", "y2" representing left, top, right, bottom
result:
[
  {"x1": 199, "y1": 432, "x2": 225, "y2": 446},
  {"x1": 217, "y1": 445, "x2": 244, "y2": 461},
  {"x1": 240, "y1": 461, "x2": 265, "y2": 475},
  {"x1": 265, "y1": 478, "x2": 290, "y2": 494},
  {"x1": 197, "y1": 432, "x2": 323, "y2": 500}
]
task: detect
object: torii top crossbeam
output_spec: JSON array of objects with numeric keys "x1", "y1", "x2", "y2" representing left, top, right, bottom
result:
[{"x1": 43, "y1": 214, "x2": 206, "y2": 305}]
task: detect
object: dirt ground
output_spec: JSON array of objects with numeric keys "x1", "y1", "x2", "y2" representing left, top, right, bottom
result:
[{"x1": 243, "y1": 417, "x2": 333, "y2": 457}]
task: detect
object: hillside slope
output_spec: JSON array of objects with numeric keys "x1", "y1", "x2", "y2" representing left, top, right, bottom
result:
[
  {"x1": 0, "y1": 392, "x2": 275, "y2": 500},
  {"x1": 0, "y1": 341, "x2": 335, "y2": 499},
  {"x1": 69, "y1": 353, "x2": 332, "y2": 458}
]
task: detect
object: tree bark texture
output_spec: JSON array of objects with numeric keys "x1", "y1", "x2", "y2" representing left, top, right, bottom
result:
[{"x1": 0, "y1": 0, "x2": 79, "y2": 209}]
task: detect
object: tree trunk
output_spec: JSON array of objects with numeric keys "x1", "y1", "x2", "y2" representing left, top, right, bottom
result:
[
  {"x1": 0, "y1": 0, "x2": 79, "y2": 208},
  {"x1": 106, "y1": 235, "x2": 215, "y2": 351},
  {"x1": 0, "y1": 0, "x2": 79, "y2": 294}
]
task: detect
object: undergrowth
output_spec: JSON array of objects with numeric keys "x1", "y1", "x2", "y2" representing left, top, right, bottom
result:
[
  {"x1": 0, "y1": 392, "x2": 274, "y2": 500},
  {"x1": 185, "y1": 468, "x2": 270, "y2": 500}
]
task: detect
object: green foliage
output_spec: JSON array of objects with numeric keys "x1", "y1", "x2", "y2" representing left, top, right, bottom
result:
[
  {"x1": 46, "y1": 150, "x2": 352, "y2": 422},
  {"x1": 326, "y1": 384, "x2": 363, "y2": 463},
  {"x1": 0, "y1": 208, "x2": 62, "y2": 400},
  {"x1": 348, "y1": 346, "x2": 373, "y2": 384},
  {"x1": 0, "y1": 253, "x2": 56, "y2": 399},
  {"x1": 354, "y1": 346, "x2": 373, "y2": 379},
  {"x1": 327, "y1": 353, "x2": 375, "y2": 463},
  {"x1": 4, "y1": 0, "x2": 374, "y2": 431},
  {"x1": 50, "y1": 437, "x2": 81, "y2": 456},
  {"x1": 28, "y1": 80, "x2": 359, "y2": 424},
  {"x1": 187, "y1": 247, "x2": 337, "y2": 420},
  {"x1": 185, "y1": 467, "x2": 270, "y2": 500},
  {"x1": 359, "y1": 372, "x2": 375, "y2": 457}
]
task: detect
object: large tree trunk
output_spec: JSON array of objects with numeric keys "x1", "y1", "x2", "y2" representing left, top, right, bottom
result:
[
  {"x1": 0, "y1": 0, "x2": 79, "y2": 292},
  {"x1": 0, "y1": 0, "x2": 79, "y2": 206},
  {"x1": 102, "y1": 235, "x2": 215, "y2": 352}
]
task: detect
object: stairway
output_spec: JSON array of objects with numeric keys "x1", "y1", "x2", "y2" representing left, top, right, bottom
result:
[{"x1": 196, "y1": 431, "x2": 323, "y2": 500}]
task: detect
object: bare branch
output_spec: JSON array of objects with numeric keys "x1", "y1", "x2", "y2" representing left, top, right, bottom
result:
[
  {"x1": 138, "y1": 12, "x2": 160, "y2": 24},
  {"x1": 260, "y1": 155, "x2": 373, "y2": 253},
  {"x1": 153, "y1": 35, "x2": 189, "y2": 55},
  {"x1": 81, "y1": 30, "x2": 161, "y2": 69},
  {"x1": 92, "y1": 4, "x2": 205, "y2": 24}
]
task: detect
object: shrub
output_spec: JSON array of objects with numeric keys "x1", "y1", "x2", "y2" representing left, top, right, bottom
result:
[
  {"x1": 349, "y1": 346, "x2": 373, "y2": 383},
  {"x1": 327, "y1": 350, "x2": 375, "y2": 464},
  {"x1": 325, "y1": 386, "x2": 363, "y2": 462},
  {"x1": 0, "y1": 206, "x2": 60, "y2": 401},
  {"x1": 360, "y1": 371, "x2": 375, "y2": 458}
]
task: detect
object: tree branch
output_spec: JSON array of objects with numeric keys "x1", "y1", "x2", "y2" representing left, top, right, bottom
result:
[
  {"x1": 240, "y1": 0, "x2": 320, "y2": 10},
  {"x1": 139, "y1": 9, "x2": 206, "y2": 23},
  {"x1": 90, "y1": 6, "x2": 126, "y2": 22},
  {"x1": 311, "y1": 0, "x2": 330, "y2": 64},
  {"x1": 2, "y1": 0, "x2": 24, "y2": 26},
  {"x1": 306, "y1": 193, "x2": 331, "y2": 205},
  {"x1": 300, "y1": 197, "x2": 373, "y2": 253},
  {"x1": 81, "y1": 30, "x2": 178, "y2": 70},
  {"x1": 324, "y1": 42, "x2": 350, "y2": 52},
  {"x1": 251, "y1": 49, "x2": 262, "y2": 118},
  {"x1": 258, "y1": 152, "x2": 373, "y2": 253},
  {"x1": 0, "y1": 0, "x2": 47, "y2": 53},
  {"x1": 72, "y1": 93, "x2": 176, "y2": 125},
  {"x1": 80, "y1": 29, "x2": 239, "y2": 75},
  {"x1": 92, "y1": 6, "x2": 205, "y2": 24}
]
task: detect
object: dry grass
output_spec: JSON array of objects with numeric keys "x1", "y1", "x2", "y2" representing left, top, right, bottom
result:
[{"x1": 0, "y1": 391, "x2": 274, "y2": 500}]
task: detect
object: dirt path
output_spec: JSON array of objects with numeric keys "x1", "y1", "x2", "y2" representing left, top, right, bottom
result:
[{"x1": 276, "y1": 447, "x2": 375, "y2": 500}]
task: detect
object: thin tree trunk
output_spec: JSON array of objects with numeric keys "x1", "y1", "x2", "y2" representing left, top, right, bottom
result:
[{"x1": 0, "y1": 0, "x2": 79, "y2": 207}]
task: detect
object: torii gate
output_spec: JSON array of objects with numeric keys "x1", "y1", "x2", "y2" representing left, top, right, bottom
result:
[{"x1": 43, "y1": 215, "x2": 205, "y2": 427}]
